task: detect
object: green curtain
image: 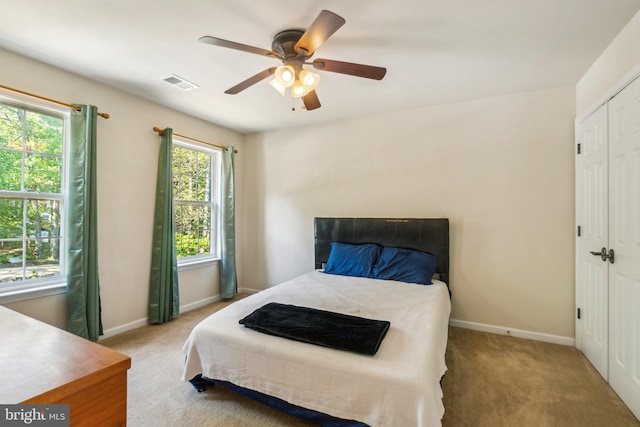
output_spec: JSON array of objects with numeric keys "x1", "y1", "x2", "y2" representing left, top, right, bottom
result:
[
  {"x1": 148, "y1": 127, "x2": 180, "y2": 323},
  {"x1": 67, "y1": 104, "x2": 102, "y2": 341},
  {"x1": 220, "y1": 146, "x2": 237, "y2": 299}
]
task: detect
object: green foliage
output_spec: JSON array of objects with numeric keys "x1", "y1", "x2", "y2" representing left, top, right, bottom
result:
[
  {"x1": 172, "y1": 144, "x2": 215, "y2": 259},
  {"x1": 0, "y1": 150, "x2": 22, "y2": 190},
  {"x1": 0, "y1": 241, "x2": 21, "y2": 265},
  {"x1": 0, "y1": 104, "x2": 63, "y2": 192},
  {"x1": 172, "y1": 145, "x2": 211, "y2": 202},
  {"x1": 0, "y1": 199, "x2": 22, "y2": 239},
  {"x1": 176, "y1": 232, "x2": 210, "y2": 258},
  {"x1": 0, "y1": 103, "x2": 63, "y2": 281}
]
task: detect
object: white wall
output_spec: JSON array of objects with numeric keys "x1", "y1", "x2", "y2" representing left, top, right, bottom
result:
[
  {"x1": 577, "y1": 9, "x2": 640, "y2": 117},
  {"x1": 1, "y1": 48, "x2": 244, "y2": 333},
  {"x1": 243, "y1": 86, "x2": 576, "y2": 339}
]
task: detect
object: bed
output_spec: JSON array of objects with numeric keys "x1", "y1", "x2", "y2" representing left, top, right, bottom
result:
[{"x1": 182, "y1": 217, "x2": 451, "y2": 426}]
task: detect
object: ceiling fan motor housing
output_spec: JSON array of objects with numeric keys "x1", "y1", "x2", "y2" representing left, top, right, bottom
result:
[{"x1": 272, "y1": 29, "x2": 308, "y2": 59}]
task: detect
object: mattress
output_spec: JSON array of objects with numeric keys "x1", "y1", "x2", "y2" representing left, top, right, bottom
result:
[{"x1": 182, "y1": 270, "x2": 451, "y2": 426}]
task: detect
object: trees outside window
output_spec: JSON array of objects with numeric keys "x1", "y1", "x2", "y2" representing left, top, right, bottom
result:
[
  {"x1": 172, "y1": 140, "x2": 220, "y2": 261},
  {"x1": 0, "y1": 101, "x2": 66, "y2": 287}
]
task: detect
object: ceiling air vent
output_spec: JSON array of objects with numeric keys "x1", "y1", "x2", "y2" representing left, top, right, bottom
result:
[{"x1": 163, "y1": 74, "x2": 199, "y2": 91}]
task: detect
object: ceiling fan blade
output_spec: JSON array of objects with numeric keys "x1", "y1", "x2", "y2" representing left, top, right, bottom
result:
[
  {"x1": 312, "y1": 59, "x2": 387, "y2": 80},
  {"x1": 224, "y1": 67, "x2": 277, "y2": 94},
  {"x1": 294, "y1": 10, "x2": 345, "y2": 56},
  {"x1": 303, "y1": 90, "x2": 321, "y2": 111},
  {"x1": 199, "y1": 36, "x2": 280, "y2": 58}
]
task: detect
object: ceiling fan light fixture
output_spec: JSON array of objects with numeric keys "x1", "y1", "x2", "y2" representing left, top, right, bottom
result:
[
  {"x1": 299, "y1": 69, "x2": 320, "y2": 93},
  {"x1": 274, "y1": 65, "x2": 295, "y2": 87},
  {"x1": 292, "y1": 80, "x2": 306, "y2": 98},
  {"x1": 268, "y1": 78, "x2": 287, "y2": 96}
]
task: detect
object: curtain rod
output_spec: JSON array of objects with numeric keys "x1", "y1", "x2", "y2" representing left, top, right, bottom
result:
[
  {"x1": 153, "y1": 127, "x2": 238, "y2": 153},
  {"x1": 0, "y1": 84, "x2": 110, "y2": 119}
]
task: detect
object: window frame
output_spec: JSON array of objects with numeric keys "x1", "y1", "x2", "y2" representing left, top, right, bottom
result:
[
  {"x1": 171, "y1": 136, "x2": 222, "y2": 268},
  {"x1": 0, "y1": 92, "x2": 70, "y2": 303}
]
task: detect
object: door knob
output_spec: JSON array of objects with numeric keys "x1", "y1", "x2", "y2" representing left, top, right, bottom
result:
[{"x1": 589, "y1": 247, "x2": 614, "y2": 263}]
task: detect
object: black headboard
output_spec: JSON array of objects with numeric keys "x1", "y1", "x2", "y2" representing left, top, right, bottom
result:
[{"x1": 314, "y1": 217, "x2": 450, "y2": 286}]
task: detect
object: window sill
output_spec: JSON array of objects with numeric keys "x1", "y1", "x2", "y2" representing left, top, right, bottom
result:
[
  {"x1": 0, "y1": 280, "x2": 67, "y2": 304},
  {"x1": 0, "y1": 258, "x2": 221, "y2": 304},
  {"x1": 178, "y1": 256, "x2": 220, "y2": 271}
]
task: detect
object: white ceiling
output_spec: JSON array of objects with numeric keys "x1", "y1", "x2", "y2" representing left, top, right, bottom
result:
[{"x1": 1, "y1": 0, "x2": 639, "y2": 133}]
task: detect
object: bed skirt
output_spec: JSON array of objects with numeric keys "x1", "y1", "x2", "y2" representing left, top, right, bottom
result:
[{"x1": 189, "y1": 374, "x2": 369, "y2": 427}]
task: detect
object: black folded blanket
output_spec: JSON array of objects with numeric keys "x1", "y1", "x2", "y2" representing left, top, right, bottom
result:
[{"x1": 239, "y1": 302, "x2": 390, "y2": 356}]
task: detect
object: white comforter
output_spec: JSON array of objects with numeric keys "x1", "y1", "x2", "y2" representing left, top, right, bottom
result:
[{"x1": 182, "y1": 270, "x2": 451, "y2": 427}]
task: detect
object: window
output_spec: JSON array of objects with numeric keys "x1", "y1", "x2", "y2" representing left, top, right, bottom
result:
[
  {"x1": 172, "y1": 138, "x2": 221, "y2": 264},
  {"x1": 0, "y1": 97, "x2": 68, "y2": 296}
]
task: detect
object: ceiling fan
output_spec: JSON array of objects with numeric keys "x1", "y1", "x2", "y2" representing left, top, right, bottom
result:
[{"x1": 199, "y1": 10, "x2": 387, "y2": 111}]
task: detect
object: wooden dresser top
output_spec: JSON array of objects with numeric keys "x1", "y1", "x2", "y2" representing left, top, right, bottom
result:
[{"x1": 0, "y1": 305, "x2": 131, "y2": 404}]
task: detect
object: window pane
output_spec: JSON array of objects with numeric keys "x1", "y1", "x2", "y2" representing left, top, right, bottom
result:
[
  {"x1": 0, "y1": 241, "x2": 24, "y2": 283},
  {"x1": 174, "y1": 173, "x2": 189, "y2": 201},
  {"x1": 174, "y1": 204, "x2": 212, "y2": 258},
  {"x1": 25, "y1": 111, "x2": 63, "y2": 155},
  {"x1": 198, "y1": 205, "x2": 211, "y2": 231},
  {"x1": 195, "y1": 151, "x2": 210, "y2": 202},
  {"x1": 172, "y1": 146, "x2": 211, "y2": 202},
  {"x1": 175, "y1": 232, "x2": 210, "y2": 257},
  {"x1": 172, "y1": 146, "x2": 188, "y2": 201},
  {"x1": 175, "y1": 205, "x2": 189, "y2": 233},
  {"x1": 0, "y1": 150, "x2": 22, "y2": 191},
  {"x1": 26, "y1": 199, "x2": 62, "y2": 238},
  {"x1": 175, "y1": 233, "x2": 184, "y2": 257},
  {"x1": 175, "y1": 205, "x2": 184, "y2": 233},
  {"x1": 176, "y1": 231, "x2": 198, "y2": 258},
  {"x1": 26, "y1": 238, "x2": 61, "y2": 279},
  {"x1": 194, "y1": 205, "x2": 211, "y2": 255},
  {"x1": 0, "y1": 104, "x2": 23, "y2": 149},
  {"x1": 0, "y1": 199, "x2": 23, "y2": 238},
  {"x1": 0, "y1": 103, "x2": 24, "y2": 193},
  {"x1": 25, "y1": 153, "x2": 62, "y2": 193}
]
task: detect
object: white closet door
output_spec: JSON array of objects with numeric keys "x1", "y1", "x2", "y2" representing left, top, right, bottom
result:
[
  {"x1": 575, "y1": 104, "x2": 609, "y2": 380},
  {"x1": 607, "y1": 75, "x2": 640, "y2": 420}
]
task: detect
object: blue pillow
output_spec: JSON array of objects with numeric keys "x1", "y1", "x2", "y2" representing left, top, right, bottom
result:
[
  {"x1": 324, "y1": 242, "x2": 382, "y2": 278},
  {"x1": 373, "y1": 247, "x2": 439, "y2": 285}
]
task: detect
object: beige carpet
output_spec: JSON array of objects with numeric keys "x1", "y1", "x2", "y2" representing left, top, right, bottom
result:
[
  {"x1": 100, "y1": 298, "x2": 639, "y2": 427},
  {"x1": 441, "y1": 327, "x2": 639, "y2": 427}
]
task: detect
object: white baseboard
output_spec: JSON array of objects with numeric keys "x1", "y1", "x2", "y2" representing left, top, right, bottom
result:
[
  {"x1": 180, "y1": 296, "x2": 221, "y2": 312},
  {"x1": 449, "y1": 319, "x2": 575, "y2": 347},
  {"x1": 100, "y1": 295, "x2": 222, "y2": 340},
  {"x1": 238, "y1": 287, "x2": 260, "y2": 295},
  {"x1": 101, "y1": 317, "x2": 148, "y2": 339}
]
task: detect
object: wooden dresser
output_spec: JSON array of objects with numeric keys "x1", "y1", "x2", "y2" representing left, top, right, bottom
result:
[{"x1": 0, "y1": 305, "x2": 131, "y2": 426}]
